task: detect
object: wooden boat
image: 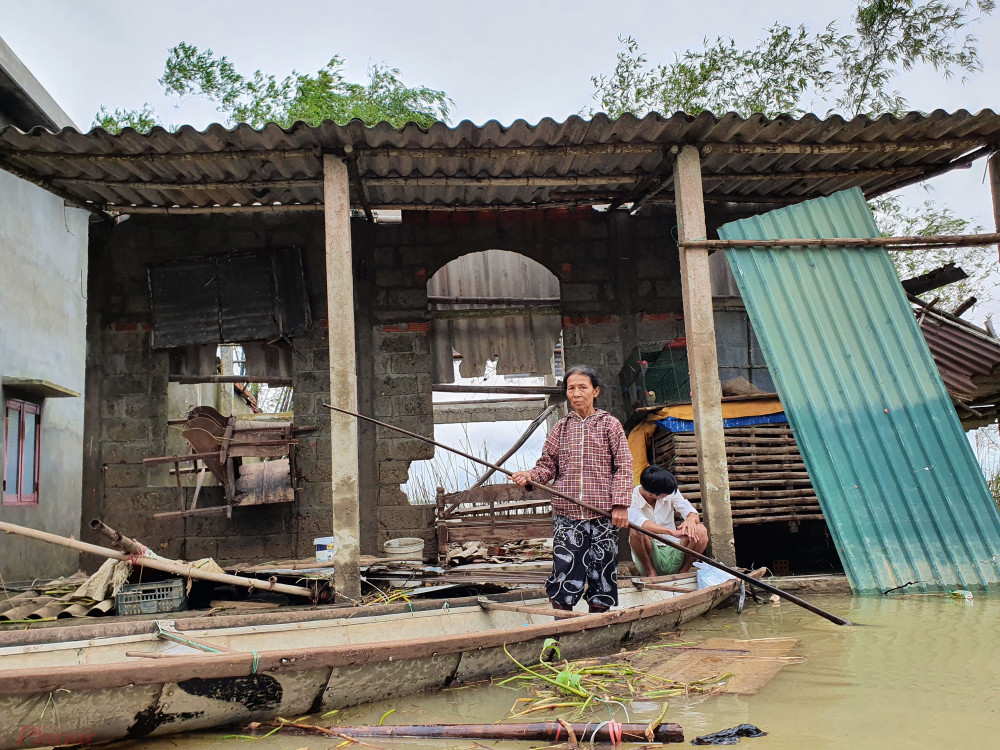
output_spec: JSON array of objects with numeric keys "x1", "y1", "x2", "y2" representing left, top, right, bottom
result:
[{"x1": 0, "y1": 571, "x2": 758, "y2": 749}]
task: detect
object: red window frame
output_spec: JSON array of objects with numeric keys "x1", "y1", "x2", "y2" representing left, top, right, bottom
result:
[{"x1": 3, "y1": 398, "x2": 41, "y2": 505}]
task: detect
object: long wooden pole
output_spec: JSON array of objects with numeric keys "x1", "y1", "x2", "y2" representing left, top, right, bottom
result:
[
  {"x1": 472, "y1": 403, "x2": 558, "y2": 487},
  {"x1": 0, "y1": 520, "x2": 315, "y2": 599},
  {"x1": 679, "y1": 232, "x2": 1000, "y2": 251},
  {"x1": 267, "y1": 721, "x2": 684, "y2": 743},
  {"x1": 322, "y1": 404, "x2": 853, "y2": 626}
]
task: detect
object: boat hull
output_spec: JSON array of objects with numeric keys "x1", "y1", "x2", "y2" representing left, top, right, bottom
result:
[{"x1": 0, "y1": 576, "x2": 745, "y2": 748}]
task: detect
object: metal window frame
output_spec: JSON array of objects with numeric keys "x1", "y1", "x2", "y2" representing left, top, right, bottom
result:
[{"x1": 2, "y1": 397, "x2": 41, "y2": 505}]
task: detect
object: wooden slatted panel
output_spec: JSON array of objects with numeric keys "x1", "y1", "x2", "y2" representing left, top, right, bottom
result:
[{"x1": 651, "y1": 425, "x2": 824, "y2": 526}]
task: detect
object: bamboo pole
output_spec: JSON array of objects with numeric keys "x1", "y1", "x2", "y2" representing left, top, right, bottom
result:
[
  {"x1": 260, "y1": 721, "x2": 684, "y2": 743},
  {"x1": 90, "y1": 519, "x2": 147, "y2": 556},
  {"x1": 679, "y1": 232, "x2": 1000, "y2": 251},
  {"x1": 323, "y1": 404, "x2": 853, "y2": 626},
  {"x1": 0, "y1": 520, "x2": 315, "y2": 599}
]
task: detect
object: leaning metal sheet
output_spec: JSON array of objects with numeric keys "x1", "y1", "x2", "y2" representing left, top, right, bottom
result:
[{"x1": 719, "y1": 187, "x2": 1000, "y2": 595}]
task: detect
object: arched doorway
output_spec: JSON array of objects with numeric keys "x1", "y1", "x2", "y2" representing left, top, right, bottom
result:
[{"x1": 402, "y1": 250, "x2": 563, "y2": 506}]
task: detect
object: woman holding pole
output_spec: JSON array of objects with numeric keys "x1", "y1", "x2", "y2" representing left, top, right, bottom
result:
[{"x1": 511, "y1": 366, "x2": 632, "y2": 613}]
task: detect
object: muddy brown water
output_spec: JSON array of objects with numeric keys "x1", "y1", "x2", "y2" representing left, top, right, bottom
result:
[{"x1": 101, "y1": 593, "x2": 999, "y2": 749}]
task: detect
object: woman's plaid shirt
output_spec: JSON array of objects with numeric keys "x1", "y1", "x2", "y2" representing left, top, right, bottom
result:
[{"x1": 529, "y1": 409, "x2": 633, "y2": 520}]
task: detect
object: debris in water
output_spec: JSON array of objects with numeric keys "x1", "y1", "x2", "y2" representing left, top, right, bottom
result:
[{"x1": 691, "y1": 723, "x2": 767, "y2": 745}]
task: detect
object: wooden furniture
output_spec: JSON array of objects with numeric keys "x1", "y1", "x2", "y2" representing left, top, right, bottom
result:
[
  {"x1": 651, "y1": 424, "x2": 824, "y2": 528},
  {"x1": 434, "y1": 484, "x2": 553, "y2": 564},
  {"x1": 144, "y1": 406, "x2": 312, "y2": 519}
]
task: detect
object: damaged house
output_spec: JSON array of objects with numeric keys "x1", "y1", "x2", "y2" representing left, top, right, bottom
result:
[{"x1": 1, "y1": 106, "x2": 999, "y2": 595}]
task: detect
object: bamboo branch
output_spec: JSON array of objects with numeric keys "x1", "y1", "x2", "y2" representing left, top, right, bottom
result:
[
  {"x1": 0, "y1": 520, "x2": 315, "y2": 599},
  {"x1": 680, "y1": 232, "x2": 1000, "y2": 251}
]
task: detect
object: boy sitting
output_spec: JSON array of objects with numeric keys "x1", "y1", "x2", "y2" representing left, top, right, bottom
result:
[{"x1": 628, "y1": 464, "x2": 709, "y2": 575}]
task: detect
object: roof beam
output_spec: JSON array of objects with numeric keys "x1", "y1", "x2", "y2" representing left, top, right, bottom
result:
[
  {"x1": 433, "y1": 398, "x2": 548, "y2": 425},
  {"x1": 680, "y1": 232, "x2": 1000, "y2": 251},
  {"x1": 865, "y1": 145, "x2": 997, "y2": 198},
  {"x1": 0, "y1": 154, "x2": 110, "y2": 217},
  {"x1": 7, "y1": 138, "x2": 992, "y2": 165},
  {"x1": 55, "y1": 163, "x2": 940, "y2": 195},
  {"x1": 343, "y1": 145, "x2": 374, "y2": 222},
  {"x1": 0, "y1": 147, "x2": 320, "y2": 162},
  {"x1": 707, "y1": 139, "x2": 991, "y2": 155}
]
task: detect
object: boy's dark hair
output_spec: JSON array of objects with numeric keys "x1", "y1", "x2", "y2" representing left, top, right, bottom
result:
[
  {"x1": 640, "y1": 464, "x2": 678, "y2": 495},
  {"x1": 563, "y1": 365, "x2": 603, "y2": 395}
]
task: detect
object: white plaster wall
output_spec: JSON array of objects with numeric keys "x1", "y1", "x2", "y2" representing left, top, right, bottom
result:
[{"x1": 0, "y1": 169, "x2": 88, "y2": 579}]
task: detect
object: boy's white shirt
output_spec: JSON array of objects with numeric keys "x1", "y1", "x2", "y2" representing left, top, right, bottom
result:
[{"x1": 627, "y1": 486, "x2": 697, "y2": 530}]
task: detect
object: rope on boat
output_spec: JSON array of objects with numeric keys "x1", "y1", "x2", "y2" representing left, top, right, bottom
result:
[{"x1": 251, "y1": 649, "x2": 260, "y2": 674}]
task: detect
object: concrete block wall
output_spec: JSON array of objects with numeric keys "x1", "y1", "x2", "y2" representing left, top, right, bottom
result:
[
  {"x1": 81, "y1": 205, "x2": 708, "y2": 564},
  {"x1": 83, "y1": 213, "x2": 332, "y2": 565}
]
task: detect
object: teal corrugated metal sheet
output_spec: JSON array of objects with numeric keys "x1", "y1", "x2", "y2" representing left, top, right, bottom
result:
[{"x1": 719, "y1": 188, "x2": 1000, "y2": 594}]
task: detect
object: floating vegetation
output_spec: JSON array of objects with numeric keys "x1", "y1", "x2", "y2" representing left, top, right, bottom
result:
[{"x1": 498, "y1": 639, "x2": 731, "y2": 721}]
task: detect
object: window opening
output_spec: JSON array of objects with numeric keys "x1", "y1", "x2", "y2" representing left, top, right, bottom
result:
[{"x1": 3, "y1": 398, "x2": 41, "y2": 504}]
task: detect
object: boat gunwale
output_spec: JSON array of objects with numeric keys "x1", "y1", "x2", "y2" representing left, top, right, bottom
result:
[
  {"x1": 0, "y1": 572, "x2": 757, "y2": 696},
  {"x1": 0, "y1": 571, "x2": 700, "y2": 647}
]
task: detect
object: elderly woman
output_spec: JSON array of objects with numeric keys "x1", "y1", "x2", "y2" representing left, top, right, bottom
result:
[{"x1": 512, "y1": 366, "x2": 632, "y2": 613}]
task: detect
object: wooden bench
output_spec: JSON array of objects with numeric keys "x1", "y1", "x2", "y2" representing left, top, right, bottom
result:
[{"x1": 435, "y1": 484, "x2": 554, "y2": 564}]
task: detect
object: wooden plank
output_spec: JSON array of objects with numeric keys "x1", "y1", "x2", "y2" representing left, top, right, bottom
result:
[
  {"x1": 445, "y1": 523, "x2": 553, "y2": 544},
  {"x1": 733, "y1": 513, "x2": 825, "y2": 525},
  {"x1": 168, "y1": 375, "x2": 293, "y2": 386},
  {"x1": 478, "y1": 600, "x2": 585, "y2": 618},
  {"x1": 143, "y1": 451, "x2": 222, "y2": 466}
]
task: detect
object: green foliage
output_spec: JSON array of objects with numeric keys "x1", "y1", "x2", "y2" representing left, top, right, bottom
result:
[
  {"x1": 94, "y1": 43, "x2": 452, "y2": 132},
  {"x1": 590, "y1": 1, "x2": 996, "y2": 311},
  {"x1": 92, "y1": 103, "x2": 161, "y2": 134},
  {"x1": 592, "y1": 25, "x2": 840, "y2": 119},
  {"x1": 872, "y1": 194, "x2": 990, "y2": 309},
  {"x1": 591, "y1": 1, "x2": 995, "y2": 118}
]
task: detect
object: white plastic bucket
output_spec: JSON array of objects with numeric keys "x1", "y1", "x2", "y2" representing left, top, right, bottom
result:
[
  {"x1": 314, "y1": 536, "x2": 336, "y2": 562},
  {"x1": 383, "y1": 537, "x2": 425, "y2": 560}
]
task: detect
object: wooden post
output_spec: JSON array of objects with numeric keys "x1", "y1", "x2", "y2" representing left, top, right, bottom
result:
[
  {"x1": 673, "y1": 145, "x2": 736, "y2": 566},
  {"x1": 324, "y1": 154, "x2": 362, "y2": 602},
  {"x1": 990, "y1": 153, "x2": 1000, "y2": 263}
]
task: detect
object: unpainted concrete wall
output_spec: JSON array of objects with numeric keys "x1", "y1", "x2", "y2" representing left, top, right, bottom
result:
[{"x1": 0, "y1": 170, "x2": 88, "y2": 580}]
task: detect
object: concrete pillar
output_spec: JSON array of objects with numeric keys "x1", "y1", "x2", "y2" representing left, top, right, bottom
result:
[
  {"x1": 323, "y1": 154, "x2": 361, "y2": 601},
  {"x1": 990, "y1": 153, "x2": 1000, "y2": 264},
  {"x1": 673, "y1": 145, "x2": 736, "y2": 566}
]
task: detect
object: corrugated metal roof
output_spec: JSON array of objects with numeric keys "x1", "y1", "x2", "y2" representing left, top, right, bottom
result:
[
  {"x1": 919, "y1": 307, "x2": 1000, "y2": 429},
  {"x1": 0, "y1": 110, "x2": 997, "y2": 212},
  {"x1": 719, "y1": 187, "x2": 1000, "y2": 595}
]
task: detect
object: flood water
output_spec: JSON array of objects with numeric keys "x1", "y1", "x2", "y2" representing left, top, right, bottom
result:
[{"x1": 111, "y1": 593, "x2": 1000, "y2": 749}]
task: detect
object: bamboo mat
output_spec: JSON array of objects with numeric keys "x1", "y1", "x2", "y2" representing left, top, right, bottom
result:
[{"x1": 631, "y1": 637, "x2": 802, "y2": 695}]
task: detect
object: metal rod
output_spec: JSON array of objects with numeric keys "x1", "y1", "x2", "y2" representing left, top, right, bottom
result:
[{"x1": 322, "y1": 404, "x2": 853, "y2": 626}]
